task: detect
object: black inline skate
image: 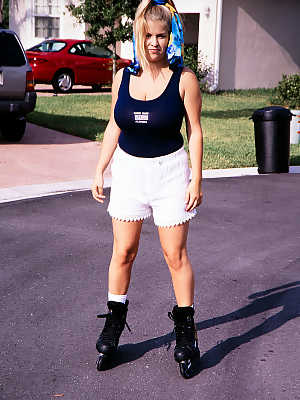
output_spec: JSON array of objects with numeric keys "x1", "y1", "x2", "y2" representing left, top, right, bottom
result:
[
  {"x1": 168, "y1": 305, "x2": 200, "y2": 378},
  {"x1": 96, "y1": 300, "x2": 130, "y2": 370}
]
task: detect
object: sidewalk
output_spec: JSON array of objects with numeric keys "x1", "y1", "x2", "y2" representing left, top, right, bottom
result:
[
  {"x1": 35, "y1": 83, "x2": 111, "y2": 97},
  {"x1": 1, "y1": 123, "x2": 299, "y2": 203},
  {"x1": 0, "y1": 123, "x2": 111, "y2": 202}
]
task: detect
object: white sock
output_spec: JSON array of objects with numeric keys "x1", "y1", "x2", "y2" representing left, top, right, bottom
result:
[
  {"x1": 178, "y1": 304, "x2": 194, "y2": 308},
  {"x1": 108, "y1": 292, "x2": 127, "y2": 304}
]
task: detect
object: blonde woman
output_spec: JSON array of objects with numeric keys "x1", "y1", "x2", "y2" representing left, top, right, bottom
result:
[{"x1": 92, "y1": 0, "x2": 203, "y2": 378}]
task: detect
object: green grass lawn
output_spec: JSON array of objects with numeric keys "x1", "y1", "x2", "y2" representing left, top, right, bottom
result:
[{"x1": 27, "y1": 89, "x2": 300, "y2": 169}]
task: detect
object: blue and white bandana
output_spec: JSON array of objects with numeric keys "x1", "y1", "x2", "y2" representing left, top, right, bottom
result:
[{"x1": 127, "y1": 0, "x2": 184, "y2": 74}]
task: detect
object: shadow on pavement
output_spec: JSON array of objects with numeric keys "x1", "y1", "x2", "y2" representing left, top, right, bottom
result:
[
  {"x1": 26, "y1": 112, "x2": 107, "y2": 142},
  {"x1": 199, "y1": 279, "x2": 300, "y2": 370},
  {"x1": 101, "y1": 280, "x2": 300, "y2": 378}
]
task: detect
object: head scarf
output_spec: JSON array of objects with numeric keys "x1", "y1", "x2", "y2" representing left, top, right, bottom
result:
[{"x1": 127, "y1": 0, "x2": 184, "y2": 74}]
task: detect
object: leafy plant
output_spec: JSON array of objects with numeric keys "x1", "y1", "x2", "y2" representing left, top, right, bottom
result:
[
  {"x1": 270, "y1": 73, "x2": 300, "y2": 109},
  {"x1": 183, "y1": 44, "x2": 213, "y2": 92}
]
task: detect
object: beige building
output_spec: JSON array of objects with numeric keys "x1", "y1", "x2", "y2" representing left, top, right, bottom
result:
[
  {"x1": 9, "y1": 0, "x2": 300, "y2": 90},
  {"x1": 219, "y1": 0, "x2": 300, "y2": 90},
  {"x1": 9, "y1": 0, "x2": 85, "y2": 50},
  {"x1": 173, "y1": 0, "x2": 300, "y2": 90}
]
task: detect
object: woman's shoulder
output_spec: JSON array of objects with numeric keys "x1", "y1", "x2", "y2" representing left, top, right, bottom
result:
[
  {"x1": 181, "y1": 67, "x2": 198, "y2": 84},
  {"x1": 179, "y1": 67, "x2": 201, "y2": 99},
  {"x1": 180, "y1": 67, "x2": 201, "y2": 91},
  {"x1": 114, "y1": 68, "x2": 125, "y2": 84},
  {"x1": 112, "y1": 68, "x2": 126, "y2": 95}
]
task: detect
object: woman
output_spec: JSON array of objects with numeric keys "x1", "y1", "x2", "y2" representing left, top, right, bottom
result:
[{"x1": 92, "y1": 0, "x2": 203, "y2": 378}]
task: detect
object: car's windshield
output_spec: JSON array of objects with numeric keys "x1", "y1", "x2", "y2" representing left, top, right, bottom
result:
[
  {"x1": 0, "y1": 31, "x2": 26, "y2": 66},
  {"x1": 27, "y1": 41, "x2": 66, "y2": 52},
  {"x1": 69, "y1": 43, "x2": 112, "y2": 58}
]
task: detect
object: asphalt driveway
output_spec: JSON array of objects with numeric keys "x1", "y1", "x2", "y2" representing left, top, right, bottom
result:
[{"x1": 1, "y1": 173, "x2": 299, "y2": 400}]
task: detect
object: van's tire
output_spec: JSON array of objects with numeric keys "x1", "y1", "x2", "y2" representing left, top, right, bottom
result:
[
  {"x1": 52, "y1": 70, "x2": 74, "y2": 93},
  {"x1": 1, "y1": 117, "x2": 26, "y2": 142}
]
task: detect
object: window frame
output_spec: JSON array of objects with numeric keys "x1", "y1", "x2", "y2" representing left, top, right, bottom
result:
[
  {"x1": 34, "y1": 0, "x2": 60, "y2": 17},
  {"x1": 34, "y1": 0, "x2": 60, "y2": 39}
]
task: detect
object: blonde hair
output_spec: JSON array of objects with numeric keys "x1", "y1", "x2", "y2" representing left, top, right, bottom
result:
[{"x1": 134, "y1": 0, "x2": 181, "y2": 71}]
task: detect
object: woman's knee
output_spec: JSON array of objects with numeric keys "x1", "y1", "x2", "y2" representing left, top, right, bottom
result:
[
  {"x1": 112, "y1": 245, "x2": 138, "y2": 265},
  {"x1": 163, "y1": 247, "x2": 188, "y2": 271}
]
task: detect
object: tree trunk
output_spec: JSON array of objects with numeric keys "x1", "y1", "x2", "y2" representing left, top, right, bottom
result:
[
  {"x1": 112, "y1": 43, "x2": 117, "y2": 80},
  {"x1": 0, "y1": 0, "x2": 3, "y2": 25}
]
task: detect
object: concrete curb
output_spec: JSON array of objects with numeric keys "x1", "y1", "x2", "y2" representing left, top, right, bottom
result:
[
  {"x1": 0, "y1": 179, "x2": 99, "y2": 204},
  {"x1": 1, "y1": 166, "x2": 300, "y2": 204}
]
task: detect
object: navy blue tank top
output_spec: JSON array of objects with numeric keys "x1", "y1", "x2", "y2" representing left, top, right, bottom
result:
[{"x1": 114, "y1": 67, "x2": 185, "y2": 157}]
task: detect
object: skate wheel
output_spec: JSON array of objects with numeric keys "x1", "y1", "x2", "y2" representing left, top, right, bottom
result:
[
  {"x1": 179, "y1": 359, "x2": 193, "y2": 379},
  {"x1": 96, "y1": 353, "x2": 108, "y2": 371}
]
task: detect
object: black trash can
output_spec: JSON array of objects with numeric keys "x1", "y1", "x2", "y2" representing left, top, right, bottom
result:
[{"x1": 251, "y1": 106, "x2": 293, "y2": 174}]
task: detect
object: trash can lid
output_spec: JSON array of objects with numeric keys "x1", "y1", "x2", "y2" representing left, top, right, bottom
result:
[{"x1": 251, "y1": 106, "x2": 293, "y2": 121}]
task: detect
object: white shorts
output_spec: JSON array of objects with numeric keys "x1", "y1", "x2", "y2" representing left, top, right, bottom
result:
[{"x1": 107, "y1": 145, "x2": 197, "y2": 227}]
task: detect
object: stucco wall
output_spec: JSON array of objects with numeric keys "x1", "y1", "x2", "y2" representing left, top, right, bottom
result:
[
  {"x1": 174, "y1": 0, "x2": 202, "y2": 14},
  {"x1": 219, "y1": 0, "x2": 300, "y2": 90},
  {"x1": 10, "y1": 0, "x2": 34, "y2": 49},
  {"x1": 60, "y1": 2, "x2": 86, "y2": 42},
  {"x1": 10, "y1": 0, "x2": 85, "y2": 50}
]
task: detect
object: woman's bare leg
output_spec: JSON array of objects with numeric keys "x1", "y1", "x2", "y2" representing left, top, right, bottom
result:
[
  {"x1": 108, "y1": 218, "x2": 143, "y2": 295},
  {"x1": 158, "y1": 222, "x2": 194, "y2": 307}
]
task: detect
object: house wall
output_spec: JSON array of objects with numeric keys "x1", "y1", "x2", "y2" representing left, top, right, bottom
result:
[
  {"x1": 10, "y1": 0, "x2": 34, "y2": 49},
  {"x1": 60, "y1": 2, "x2": 86, "y2": 42},
  {"x1": 9, "y1": 0, "x2": 85, "y2": 50},
  {"x1": 174, "y1": 0, "x2": 202, "y2": 13},
  {"x1": 219, "y1": 0, "x2": 300, "y2": 90}
]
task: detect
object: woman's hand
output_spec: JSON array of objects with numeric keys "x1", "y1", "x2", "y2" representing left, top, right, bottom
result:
[
  {"x1": 185, "y1": 180, "x2": 203, "y2": 211},
  {"x1": 91, "y1": 172, "x2": 106, "y2": 204}
]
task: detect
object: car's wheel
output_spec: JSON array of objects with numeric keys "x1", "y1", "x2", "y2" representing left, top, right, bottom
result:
[
  {"x1": 52, "y1": 71, "x2": 73, "y2": 93},
  {"x1": 92, "y1": 84, "x2": 102, "y2": 92},
  {"x1": 1, "y1": 117, "x2": 26, "y2": 142}
]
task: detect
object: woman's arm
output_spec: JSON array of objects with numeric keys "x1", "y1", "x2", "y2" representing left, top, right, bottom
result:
[
  {"x1": 91, "y1": 69, "x2": 123, "y2": 203},
  {"x1": 181, "y1": 67, "x2": 203, "y2": 211}
]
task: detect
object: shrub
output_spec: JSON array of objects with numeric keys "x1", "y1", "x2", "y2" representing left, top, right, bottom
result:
[
  {"x1": 270, "y1": 73, "x2": 300, "y2": 109},
  {"x1": 184, "y1": 44, "x2": 213, "y2": 92}
]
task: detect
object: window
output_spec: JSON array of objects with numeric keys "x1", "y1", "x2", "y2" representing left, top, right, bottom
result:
[
  {"x1": 81, "y1": 43, "x2": 112, "y2": 58},
  {"x1": 34, "y1": 0, "x2": 60, "y2": 16},
  {"x1": 0, "y1": 31, "x2": 26, "y2": 66},
  {"x1": 69, "y1": 43, "x2": 112, "y2": 58},
  {"x1": 69, "y1": 43, "x2": 85, "y2": 56},
  {"x1": 28, "y1": 40, "x2": 66, "y2": 52},
  {"x1": 34, "y1": 0, "x2": 60, "y2": 38},
  {"x1": 35, "y1": 17, "x2": 60, "y2": 38}
]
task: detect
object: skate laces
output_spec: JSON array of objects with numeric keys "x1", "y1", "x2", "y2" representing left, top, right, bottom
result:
[{"x1": 97, "y1": 312, "x2": 131, "y2": 334}]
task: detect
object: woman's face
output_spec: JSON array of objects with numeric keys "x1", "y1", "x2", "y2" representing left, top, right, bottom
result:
[{"x1": 144, "y1": 19, "x2": 169, "y2": 64}]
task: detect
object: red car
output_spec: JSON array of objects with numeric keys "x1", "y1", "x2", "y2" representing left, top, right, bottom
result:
[{"x1": 26, "y1": 39, "x2": 131, "y2": 93}]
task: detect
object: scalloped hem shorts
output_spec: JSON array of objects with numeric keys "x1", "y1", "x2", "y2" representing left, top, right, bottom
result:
[{"x1": 107, "y1": 145, "x2": 197, "y2": 227}]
